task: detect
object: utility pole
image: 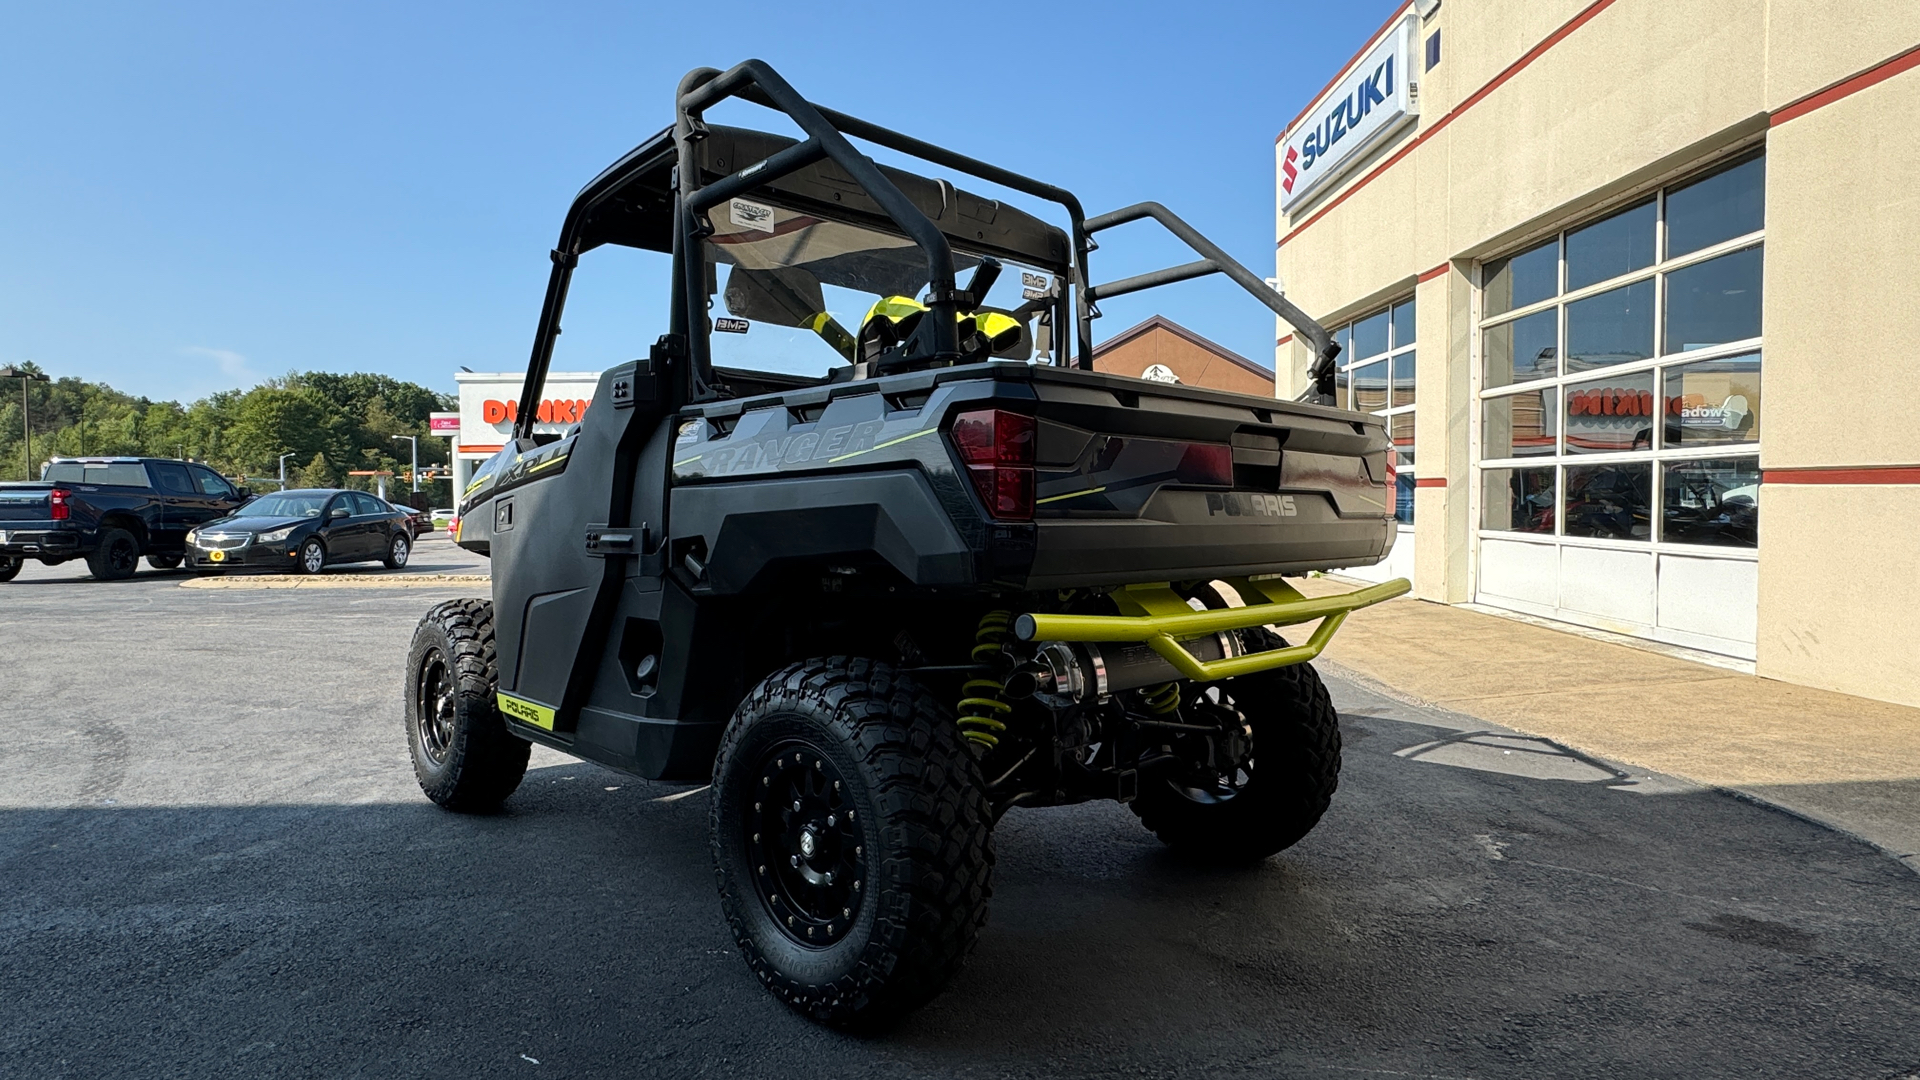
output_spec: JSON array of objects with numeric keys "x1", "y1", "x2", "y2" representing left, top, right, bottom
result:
[
  {"x1": 0, "y1": 366, "x2": 51, "y2": 480},
  {"x1": 392, "y1": 435, "x2": 419, "y2": 496},
  {"x1": 278, "y1": 452, "x2": 297, "y2": 489}
]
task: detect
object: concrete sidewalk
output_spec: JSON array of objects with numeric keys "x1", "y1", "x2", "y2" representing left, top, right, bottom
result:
[{"x1": 1297, "y1": 577, "x2": 1920, "y2": 874}]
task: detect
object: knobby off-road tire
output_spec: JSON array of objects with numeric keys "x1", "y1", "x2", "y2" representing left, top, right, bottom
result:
[
  {"x1": 86, "y1": 527, "x2": 140, "y2": 581},
  {"x1": 0, "y1": 555, "x2": 20, "y2": 583},
  {"x1": 405, "y1": 598, "x2": 530, "y2": 812},
  {"x1": 711, "y1": 658, "x2": 994, "y2": 1029},
  {"x1": 1130, "y1": 628, "x2": 1341, "y2": 863}
]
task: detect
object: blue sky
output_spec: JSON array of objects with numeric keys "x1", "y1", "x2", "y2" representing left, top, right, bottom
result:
[{"x1": 0, "y1": 1, "x2": 1394, "y2": 402}]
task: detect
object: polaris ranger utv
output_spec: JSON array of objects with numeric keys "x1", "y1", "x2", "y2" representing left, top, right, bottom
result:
[{"x1": 407, "y1": 60, "x2": 1408, "y2": 1026}]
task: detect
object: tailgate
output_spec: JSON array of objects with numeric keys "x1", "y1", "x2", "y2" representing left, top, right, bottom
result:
[
  {"x1": 0, "y1": 484, "x2": 52, "y2": 523},
  {"x1": 1019, "y1": 370, "x2": 1393, "y2": 587}
]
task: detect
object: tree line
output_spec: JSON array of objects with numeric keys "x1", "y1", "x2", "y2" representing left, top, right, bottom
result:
[{"x1": 0, "y1": 361, "x2": 456, "y2": 502}]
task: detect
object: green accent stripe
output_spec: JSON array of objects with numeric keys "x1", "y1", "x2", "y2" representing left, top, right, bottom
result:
[
  {"x1": 1036, "y1": 485, "x2": 1107, "y2": 505},
  {"x1": 828, "y1": 426, "x2": 937, "y2": 464},
  {"x1": 673, "y1": 455, "x2": 703, "y2": 468},
  {"x1": 497, "y1": 693, "x2": 556, "y2": 731}
]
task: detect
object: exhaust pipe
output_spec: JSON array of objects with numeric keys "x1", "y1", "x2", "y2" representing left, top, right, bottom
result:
[{"x1": 1006, "y1": 634, "x2": 1243, "y2": 706}]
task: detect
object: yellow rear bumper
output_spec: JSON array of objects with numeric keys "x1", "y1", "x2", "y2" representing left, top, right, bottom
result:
[{"x1": 1013, "y1": 576, "x2": 1411, "y2": 683}]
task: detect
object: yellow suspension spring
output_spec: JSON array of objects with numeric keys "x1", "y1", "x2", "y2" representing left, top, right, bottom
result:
[
  {"x1": 957, "y1": 610, "x2": 1014, "y2": 749},
  {"x1": 1141, "y1": 681, "x2": 1182, "y2": 715}
]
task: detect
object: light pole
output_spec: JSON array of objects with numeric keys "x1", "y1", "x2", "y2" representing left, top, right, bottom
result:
[
  {"x1": 0, "y1": 366, "x2": 51, "y2": 480},
  {"x1": 392, "y1": 435, "x2": 419, "y2": 497},
  {"x1": 278, "y1": 452, "x2": 297, "y2": 489}
]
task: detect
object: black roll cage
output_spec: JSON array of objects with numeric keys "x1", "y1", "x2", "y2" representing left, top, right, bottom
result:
[{"x1": 513, "y1": 59, "x2": 1341, "y2": 441}]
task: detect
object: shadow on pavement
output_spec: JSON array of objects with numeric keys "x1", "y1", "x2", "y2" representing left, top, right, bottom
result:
[{"x1": 7, "y1": 707, "x2": 1920, "y2": 1080}]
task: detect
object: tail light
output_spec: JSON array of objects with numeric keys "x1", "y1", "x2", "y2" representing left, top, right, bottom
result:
[
  {"x1": 1178, "y1": 443, "x2": 1234, "y2": 487},
  {"x1": 950, "y1": 409, "x2": 1035, "y2": 521},
  {"x1": 49, "y1": 488, "x2": 71, "y2": 521},
  {"x1": 1385, "y1": 444, "x2": 1398, "y2": 491}
]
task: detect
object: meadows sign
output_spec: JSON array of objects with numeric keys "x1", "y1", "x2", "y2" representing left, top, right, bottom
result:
[{"x1": 1280, "y1": 13, "x2": 1420, "y2": 213}]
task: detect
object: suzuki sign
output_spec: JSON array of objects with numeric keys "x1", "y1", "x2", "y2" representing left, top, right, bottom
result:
[{"x1": 1280, "y1": 13, "x2": 1420, "y2": 213}]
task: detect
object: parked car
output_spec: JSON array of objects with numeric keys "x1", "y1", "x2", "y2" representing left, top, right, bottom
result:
[
  {"x1": 430, "y1": 508, "x2": 455, "y2": 530},
  {"x1": 0, "y1": 457, "x2": 249, "y2": 582},
  {"x1": 187, "y1": 488, "x2": 416, "y2": 575}
]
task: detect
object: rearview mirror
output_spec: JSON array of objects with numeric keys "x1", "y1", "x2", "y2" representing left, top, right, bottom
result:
[{"x1": 723, "y1": 266, "x2": 828, "y2": 329}]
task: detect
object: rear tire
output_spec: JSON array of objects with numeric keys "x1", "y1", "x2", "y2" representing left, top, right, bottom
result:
[
  {"x1": 146, "y1": 553, "x2": 182, "y2": 570},
  {"x1": 1129, "y1": 628, "x2": 1341, "y2": 863},
  {"x1": 382, "y1": 532, "x2": 411, "y2": 569},
  {"x1": 86, "y1": 528, "x2": 140, "y2": 581},
  {"x1": 711, "y1": 658, "x2": 993, "y2": 1029},
  {"x1": 405, "y1": 598, "x2": 530, "y2": 812},
  {"x1": 0, "y1": 556, "x2": 20, "y2": 583}
]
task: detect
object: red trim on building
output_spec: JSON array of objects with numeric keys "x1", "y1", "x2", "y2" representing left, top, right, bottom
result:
[
  {"x1": 1279, "y1": 0, "x2": 1622, "y2": 249},
  {"x1": 1764, "y1": 466, "x2": 1920, "y2": 486},
  {"x1": 1277, "y1": 5, "x2": 1414, "y2": 141},
  {"x1": 459, "y1": 443, "x2": 504, "y2": 454},
  {"x1": 1275, "y1": 333, "x2": 1294, "y2": 348},
  {"x1": 1770, "y1": 42, "x2": 1920, "y2": 127},
  {"x1": 1414, "y1": 476, "x2": 1448, "y2": 488},
  {"x1": 1417, "y1": 262, "x2": 1450, "y2": 283}
]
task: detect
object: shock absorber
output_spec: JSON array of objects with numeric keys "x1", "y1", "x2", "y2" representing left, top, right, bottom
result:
[
  {"x1": 957, "y1": 610, "x2": 1014, "y2": 749},
  {"x1": 1140, "y1": 681, "x2": 1182, "y2": 715}
]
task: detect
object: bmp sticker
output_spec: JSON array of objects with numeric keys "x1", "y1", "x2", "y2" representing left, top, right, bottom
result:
[
  {"x1": 715, "y1": 317, "x2": 750, "y2": 334},
  {"x1": 729, "y1": 198, "x2": 776, "y2": 233}
]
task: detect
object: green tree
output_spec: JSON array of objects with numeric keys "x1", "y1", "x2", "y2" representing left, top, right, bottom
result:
[{"x1": 292, "y1": 451, "x2": 337, "y2": 489}]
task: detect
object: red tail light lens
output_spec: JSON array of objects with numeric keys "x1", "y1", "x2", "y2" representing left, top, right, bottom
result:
[
  {"x1": 49, "y1": 488, "x2": 71, "y2": 521},
  {"x1": 1177, "y1": 443, "x2": 1234, "y2": 487},
  {"x1": 1385, "y1": 444, "x2": 1398, "y2": 490},
  {"x1": 951, "y1": 409, "x2": 1035, "y2": 521}
]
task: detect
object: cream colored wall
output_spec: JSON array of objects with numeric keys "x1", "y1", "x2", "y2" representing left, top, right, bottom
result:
[
  {"x1": 1762, "y1": 69, "x2": 1920, "y2": 469},
  {"x1": 1757, "y1": 485, "x2": 1920, "y2": 708},
  {"x1": 1756, "y1": 62, "x2": 1920, "y2": 705},
  {"x1": 1765, "y1": 0, "x2": 1920, "y2": 106}
]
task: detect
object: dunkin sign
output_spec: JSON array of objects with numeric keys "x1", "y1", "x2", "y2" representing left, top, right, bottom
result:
[{"x1": 455, "y1": 371, "x2": 604, "y2": 451}]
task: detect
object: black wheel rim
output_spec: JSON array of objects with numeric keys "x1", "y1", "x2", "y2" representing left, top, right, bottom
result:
[
  {"x1": 745, "y1": 740, "x2": 866, "y2": 947},
  {"x1": 416, "y1": 656, "x2": 456, "y2": 764},
  {"x1": 109, "y1": 538, "x2": 137, "y2": 574},
  {"x1": 1165, "y1": 685, "x2": 1256, "y2": 805}
]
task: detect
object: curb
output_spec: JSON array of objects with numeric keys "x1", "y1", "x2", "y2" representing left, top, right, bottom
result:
[{"x1": 180, "y1": 574, "x2": 491, "y2": 590}]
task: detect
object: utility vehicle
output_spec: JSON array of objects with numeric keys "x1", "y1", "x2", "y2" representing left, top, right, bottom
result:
[{"x1": 406, "y1": 60, "x2": 1408, "y2": 1027}]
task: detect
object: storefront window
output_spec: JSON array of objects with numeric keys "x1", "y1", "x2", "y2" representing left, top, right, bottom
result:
[
  {"x1": 1482, "y1": 467, "x2": 1555, "y2": 533},
  {"x1": 1334, "y1": 298, "x2": 1416, "y2": 524},
  {"x1": 1661, "y1": 458, "x2": 1759, "y2": 547},
  {"x1": 1477, "y1": 152, "x2": 1763, "y2": 548},
  {"x1": 1565, "y1": 198, "x2": 1655, "y2": 291}
]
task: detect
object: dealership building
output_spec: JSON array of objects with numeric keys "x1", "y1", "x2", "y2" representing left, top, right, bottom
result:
[{"x1": 1274, "y1": 0, "x2": 1920, "y2": 706}]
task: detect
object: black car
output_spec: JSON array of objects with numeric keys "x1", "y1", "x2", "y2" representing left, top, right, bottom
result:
[{"x1": 188, "y1": 488, "x2": 415, "y2": 574}]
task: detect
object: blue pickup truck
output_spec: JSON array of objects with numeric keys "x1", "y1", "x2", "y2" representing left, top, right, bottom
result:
[{"x1": 0, "y1": 457, "x2": 250, "y2": 582}]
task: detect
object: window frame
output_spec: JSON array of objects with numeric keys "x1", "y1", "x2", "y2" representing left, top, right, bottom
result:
[
  {"x1": 1473, "y1": 151, "x2": 1764, "y2": 557},
  {"x1": 1332, "y1": 297, "x2": 1416, "y2": 526}
]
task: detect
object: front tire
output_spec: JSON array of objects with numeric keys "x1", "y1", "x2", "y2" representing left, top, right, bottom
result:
[
  {"x1": 296, "y1": 537, "x2": 327, "y2": 575},
  {"x1": 146, "y1": 553, "x2": 182, "y2": 570},
  {"x1": 86, "y1": 527, "x2": 140, "y2": 581},
  {"x1": 405, "y1": 598, "x2": 530, "y2": 811},
  {"x1": 1129, "y1": 629, "x2": 1342, "y2": 863},
  {"x1": 382, "y1": 532, "x2": 411, "y2": 569},
  {"x1": 711, "y1": 658, "x2": 993, "y2": 1028}
]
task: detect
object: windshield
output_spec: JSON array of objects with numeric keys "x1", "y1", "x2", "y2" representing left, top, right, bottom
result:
[
  {"x1": 704, "y1": 198, "x2": 1059, "y2": 379},
  {"x1": 236, "y1": 493, "x2": 330, "y2": 519}
]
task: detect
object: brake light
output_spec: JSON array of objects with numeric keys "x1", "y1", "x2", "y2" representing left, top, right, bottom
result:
[
  {"x1": 49, "y1": 488, "x2": 71, "y2": 521},
  {"x1": 1385, "y1": 444, "x2": 1398, "y2": 490},
  {"x1": 951, "y1": 409, "x2": 1035, "y2": 521},
  {"x1": 1177, "y1": 443, "x2": 1234, "y2": 487}
]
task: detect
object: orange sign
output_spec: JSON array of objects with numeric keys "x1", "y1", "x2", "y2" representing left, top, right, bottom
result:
[{"x1": 481, "y1": 398, "x2": 592, "y2": 425}]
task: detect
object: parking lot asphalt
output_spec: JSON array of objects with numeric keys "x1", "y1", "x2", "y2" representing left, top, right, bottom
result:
[{"x1": 4, "y1": 570, "x2": 1919, "y2": 1079}]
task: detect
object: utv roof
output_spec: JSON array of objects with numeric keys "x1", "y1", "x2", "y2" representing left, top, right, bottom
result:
[{"x1": 567, "y1": 125, "x2": 1072, "y2": 274}]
